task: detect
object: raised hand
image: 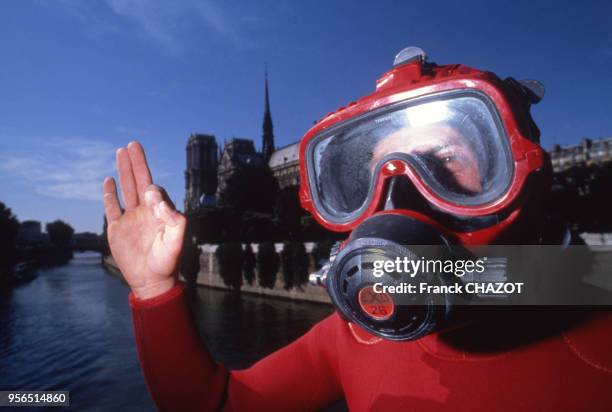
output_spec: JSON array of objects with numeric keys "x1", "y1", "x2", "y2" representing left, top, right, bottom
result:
[{"x1": 102, "y1": 141, "x2": 186, "y2": 299}]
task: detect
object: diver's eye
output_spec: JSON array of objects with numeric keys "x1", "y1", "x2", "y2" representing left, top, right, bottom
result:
[{"x1": 442, "y1": 155, "x2": 455, "y2": 163}]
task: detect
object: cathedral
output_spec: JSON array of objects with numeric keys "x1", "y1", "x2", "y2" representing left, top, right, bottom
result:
[{"x1": 184, "y1": 75, "x2": 300, "y2": 214}]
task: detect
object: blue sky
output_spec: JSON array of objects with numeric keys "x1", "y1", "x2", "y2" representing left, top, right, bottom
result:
[{"x1": 1, "y1": 0, "x2": 611, "y2": 233}]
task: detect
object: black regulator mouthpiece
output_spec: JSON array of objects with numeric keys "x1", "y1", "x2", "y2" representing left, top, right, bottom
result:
[
  {"x1": 320, "y1": 214, "x2": 478, "y2": 341},
  {"x1": 311, "y1": 213, "x2": 506, "y2": 341}
]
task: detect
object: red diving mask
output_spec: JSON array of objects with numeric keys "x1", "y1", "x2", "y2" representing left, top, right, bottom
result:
[
  {"x1": 299, "y1": 47, "x2": 549, "y2": 245},
  {"x1": 303, "y1": 47, "x2": 552, "y2": 341}
]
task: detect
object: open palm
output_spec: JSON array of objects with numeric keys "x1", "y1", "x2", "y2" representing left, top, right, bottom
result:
[{"x1": 103, "y1": 142, "x2": 186, "y2": 299}]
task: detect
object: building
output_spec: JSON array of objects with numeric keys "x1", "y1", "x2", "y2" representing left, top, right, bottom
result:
[
  {"x1": 217, "y1": 138, "x2": 264, "y2": 193},
  {"x1": 268, "y1": 142, "x2": 300, "y2": 188},
  {"x1": 262, "y1": 71, "x2": 275, "y2": 163},
  {"x1": 214, "y1": 70, "x2": 278, "y2": 193},
  {"x1": 550, "y1": 137, "x2": 612, "y2": 172},
  {"x1": 184, "y1": 74, "x2": 303, "y2": 214},
  {"x1": 184, "y1": 134, "x2": 218, "y2": 213},
  {"x1": 16, "y1": 220, "x2": 48, "y2": 248}
]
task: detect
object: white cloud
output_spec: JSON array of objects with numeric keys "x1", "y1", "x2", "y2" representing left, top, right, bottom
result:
[
  {"x1": 0, "y1": 138, "x2": 115, "y2": 201},
  {"x1": 98, "y1": 0, "x2": 244, "y2": 53},
  {"x1": 56, "y1": 0, "x2": 266, "y2": 54},
  {"x1": 191, "y1": 1, "x2": 239, "y2": 41},
  {"x1": 103, "y1": 0, "x2": 182, "y2": 51}
]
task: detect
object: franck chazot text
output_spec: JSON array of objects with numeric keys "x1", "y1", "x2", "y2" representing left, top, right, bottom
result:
[{"x1": 373, "y1": 282, "x2": 525, "y2": 295}]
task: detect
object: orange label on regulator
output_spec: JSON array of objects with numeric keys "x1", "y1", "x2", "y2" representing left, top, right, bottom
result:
[{"x1": 358, "y1": 285, "x2": 395, "y2": 320}]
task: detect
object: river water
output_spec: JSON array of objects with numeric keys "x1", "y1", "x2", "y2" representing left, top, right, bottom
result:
[{"x1": 0, "y1": 252, "x2": 334, "y2": 411}]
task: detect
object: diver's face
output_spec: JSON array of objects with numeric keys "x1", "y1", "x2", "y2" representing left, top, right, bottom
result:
[{"x1": 370, "y1": 124, "x2": 482, "y2": 195}]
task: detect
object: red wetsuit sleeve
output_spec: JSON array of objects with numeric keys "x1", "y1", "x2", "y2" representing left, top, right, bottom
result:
[
  {"x1": 130, "y1": 285, "x2": 228, "y2": 411},
  {"x1": 130, "y1": 285, "x2": 343, "y2": 412},
  {"x1": 225, "y1": 307, "x2": 343, "y2": 411}
]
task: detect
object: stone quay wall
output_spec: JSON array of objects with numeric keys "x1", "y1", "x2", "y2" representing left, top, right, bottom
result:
[{"x1": 196, "y1": 243, "x2": 331, "y2": 304}]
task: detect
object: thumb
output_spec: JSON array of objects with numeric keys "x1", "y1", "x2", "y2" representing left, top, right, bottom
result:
[{"x1": 159, "y1": 201, "x2": 186, "y2": 252}]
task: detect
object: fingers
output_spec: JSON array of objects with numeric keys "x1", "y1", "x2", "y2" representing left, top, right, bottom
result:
[
  {"x1": 102, "y1": 177, "x2": 122, "y2": 223},
  {"x1": 127, "y1": 141, "x2": 153, "y2": 204},
  {"x1": 116, "y1": 147, "x2": 139, "y2": 210}
]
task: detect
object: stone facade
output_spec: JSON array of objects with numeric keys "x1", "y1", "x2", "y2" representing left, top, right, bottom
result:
[
  {"x1": 184, "y1": 134, "x2": 218, "y2": 213},
  {"x1": 268, "y1": 142, "x2": 300, "y2": 188},
  {"x1": 217, "y1": 138, "x2": 264, "y2": 194},
  {"x1": 550, "y1": 137, "x2": 612, "y2": 172}
]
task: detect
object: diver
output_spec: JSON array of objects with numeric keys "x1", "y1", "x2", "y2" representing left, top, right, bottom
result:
[{"x1": 102, "y1": 47, "x2": 612, "y2": 411}]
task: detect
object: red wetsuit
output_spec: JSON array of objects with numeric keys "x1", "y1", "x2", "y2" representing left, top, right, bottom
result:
[{"x1": 130, "y1": 286, "x2": 612, "y2": 411}]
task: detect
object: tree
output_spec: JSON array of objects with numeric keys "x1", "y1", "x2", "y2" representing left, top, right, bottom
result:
[
  {"x1": 274, "y1": 186, "x2": 304, "y2": 239},
  {"x1": 257, "y1": 242, "x2": 278, "y2": 289},
  {"x1": 281, "y1": 242, "x2": 295, "y2": 290},
  {"x1": 242, "y1": 243, "x2": 256, "y2": 285},
  {"x1": 292, "y1": 242, "x2": 310, "y2": 288},
  {"x1": 218, "y1": 164, "x2": 279, "y2": 214},
  {"x1": 46, "y1": 220, "x2": 74, "y2": 248},
  {"x1": 281, "y1": 242, "x2": 310, "y2": 290},
  {"x1": 181, "y1": 240, "x2": 201, "y2": 285},
  {"x1": 0, "y1": 202, "x2": 19, "y2": 274},
  {"x1": 215, "y1": 242, "x2": 243, "y2": 291},
  {"x1": 242, "y1": 213, "x2": 277, "y2": 242}
]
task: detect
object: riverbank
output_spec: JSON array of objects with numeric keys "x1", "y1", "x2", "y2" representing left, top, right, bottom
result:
[{"x1": 103, "y1": 254, "x2": 332, "y2": 304}]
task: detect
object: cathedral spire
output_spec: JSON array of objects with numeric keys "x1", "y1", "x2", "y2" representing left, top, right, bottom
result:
[{"x1": 262, "y1": 67, "x2": 275, "y2": 162}]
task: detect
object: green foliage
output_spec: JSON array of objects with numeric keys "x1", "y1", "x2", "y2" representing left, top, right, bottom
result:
[
  {"x1": 218, "y1": 164, "x2": 279, "y2": 214},
  {"x1": 46, "y1": 220, "x2": 74, "y2": 248},
  {"x1": 281, "y1": 242, "x2": 310, "y2": 290},
  {"x1": 215, "y1": 242, "x2": 243, "y2": 291},
  {"x1": 242, "y1": 243, "x2": 256, "y2": 285},
  {"x1": 256, "y1": 242, "x2": 278, "y2": 289}
]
